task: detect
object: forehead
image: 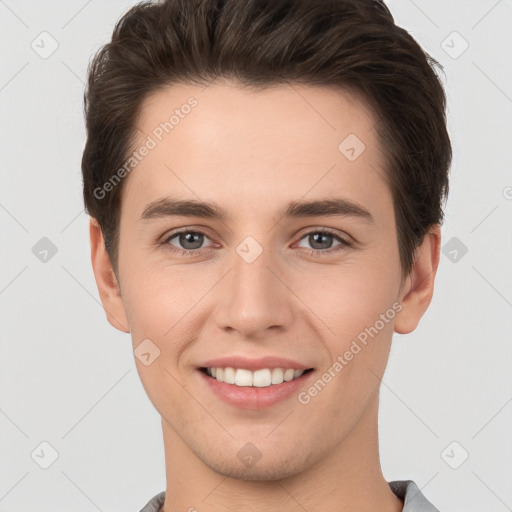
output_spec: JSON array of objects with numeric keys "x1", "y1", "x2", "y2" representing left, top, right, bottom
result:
[
  {"x1": 121, "y1": 80, "x2": 390, "y2": 224},
  {"x1": 137, "y1": 80, "x2": 378, "y2": 151}
]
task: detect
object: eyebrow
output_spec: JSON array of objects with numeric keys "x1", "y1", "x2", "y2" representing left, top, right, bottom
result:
[{"x1": 139, "y1": 196, "x2": 374, "y2": 223}]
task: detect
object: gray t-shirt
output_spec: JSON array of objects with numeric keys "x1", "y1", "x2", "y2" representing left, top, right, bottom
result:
[{"x1": 138, "y1": 480, "x2": 439, "y2": 511}]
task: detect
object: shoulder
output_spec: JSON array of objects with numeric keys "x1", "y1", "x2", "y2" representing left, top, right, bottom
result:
[
  {"x1": 388, "y1": 480, "x2": 440, "y2": 512},
  {"x1": 138, "y1": 490, "x2": 166, "y2": 512}
]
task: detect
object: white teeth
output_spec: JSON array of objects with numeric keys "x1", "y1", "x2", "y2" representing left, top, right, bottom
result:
[
  {"x1": 271, "y1": 368, "x2": 284, "y2": 384},
  {"x1": 283, "y1": 368, "x2": 295, "y2": 381},
  {"x1": 252, "y1": 369, "x2": 271, "y2": 387},
  {"x1": 235, "y1": 369, "x2": 253, "y2": 386},
  {"x1": 204, "y1": 367, "x2": 307, "y2": 387},
  {"x1": 224, "y1": 367, "x2": 236, "y2": 384}
]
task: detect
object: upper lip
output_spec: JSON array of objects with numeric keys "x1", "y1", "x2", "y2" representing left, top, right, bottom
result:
[{"x1": 199, "y1": 356, "x2": 313, "y2": 371}]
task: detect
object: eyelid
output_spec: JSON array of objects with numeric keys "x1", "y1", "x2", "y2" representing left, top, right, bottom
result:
[
  {"x1": 294, "y1": 226, "x2": 353, "y2": 245},
  {"x1": 161, "y1": 226, "x2": 214, "y2": 242}
]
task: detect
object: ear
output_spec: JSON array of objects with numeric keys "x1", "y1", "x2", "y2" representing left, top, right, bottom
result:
[
  {"x1": 394, "y1": 225, "x2": 441, "y2": 334},
  {"x1": 89, "y1": 217, "x2": 130, "y2": 333}
]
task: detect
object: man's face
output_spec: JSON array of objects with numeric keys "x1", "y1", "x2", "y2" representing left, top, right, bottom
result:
[{"x1": 114, "y1": 81, "x2": 406, "y2": 479}]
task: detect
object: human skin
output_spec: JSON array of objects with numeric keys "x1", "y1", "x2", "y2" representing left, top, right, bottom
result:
[{"x1": 89, "y1": 80, "x2": 440, "y2": 512}]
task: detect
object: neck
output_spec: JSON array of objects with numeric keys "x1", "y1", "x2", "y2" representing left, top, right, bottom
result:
[{"x1": 161, "y1": 393, "x2": 403, "y2": 512}]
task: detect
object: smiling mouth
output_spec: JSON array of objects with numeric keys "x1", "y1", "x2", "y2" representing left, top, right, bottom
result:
[{"x1": 199, "y1": 367, "x2": 314, "y2": 387}]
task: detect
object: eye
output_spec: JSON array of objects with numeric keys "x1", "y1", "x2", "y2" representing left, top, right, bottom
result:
[
  {"x1": 295, "y1": 229, "x2": 352, "y2": 255},
  {"x1": 163, "y1": 229, "x2": 214, "y2": 255},
  {"x1": 161, "y1": 227, "x2": 352, "y2": 257}
]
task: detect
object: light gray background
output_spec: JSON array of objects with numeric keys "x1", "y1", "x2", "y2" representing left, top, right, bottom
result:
[{"x1": 1, "y1": 0, "x2": 511, "y2": 510}]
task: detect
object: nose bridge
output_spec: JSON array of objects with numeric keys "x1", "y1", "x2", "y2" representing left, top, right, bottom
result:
[{"x1": 215, "y1": 236, "x2": 293, "y2": 337}]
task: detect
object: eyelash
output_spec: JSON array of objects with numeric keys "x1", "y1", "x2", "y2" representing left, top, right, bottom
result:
[{"x1": 161, "y1": 228, "x2": 353, "y2": 257}]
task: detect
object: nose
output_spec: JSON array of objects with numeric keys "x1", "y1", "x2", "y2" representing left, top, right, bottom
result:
[{"x1": 213, "y1": 242, "x2": 295, "y2": 339}]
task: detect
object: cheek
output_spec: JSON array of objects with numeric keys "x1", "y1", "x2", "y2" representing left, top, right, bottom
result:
[
  {"x1": 123, "y1": 271, "x2": 198, "y2": 342},
  {"x1": 120, "y1": 256, "x2": 222, "y2": 372},
  {"x1": 300, "y1": 253, "x2": 400, "y2": 333},
  {"x1": 297, "y1": 266, "x2": 398, "y2": 424},
  {"x1": 121, "y1": 267, "x2": 207, "y2": 408},
  {"x1": 295, "y1": 249, "x2": 401, "y2": 384}
]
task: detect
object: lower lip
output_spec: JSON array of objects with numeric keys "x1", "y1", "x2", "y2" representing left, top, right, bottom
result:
[{"x1": 198, "y1": 369, "x2": 315, "y2": 409}]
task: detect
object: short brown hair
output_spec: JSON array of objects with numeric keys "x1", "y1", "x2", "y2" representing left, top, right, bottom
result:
[{"x1": 81, "y1": 0, "x2": 451, "y2": 277}]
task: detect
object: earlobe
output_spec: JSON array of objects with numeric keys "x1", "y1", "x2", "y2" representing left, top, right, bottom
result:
[
  {"x1": 89, "y1": 217, "x2": 130, "y2": 333},
  {"x1": 394, "y1": 225, "x2": 441, "y2": 335}
]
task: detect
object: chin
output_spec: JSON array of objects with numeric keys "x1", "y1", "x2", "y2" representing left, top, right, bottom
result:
[
  {"x1": 199, "y1": 447, "x2": 311, "y2": 482},
  {"x1": 210, "y1": 463, "x2": 301, "y2": 482}
]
